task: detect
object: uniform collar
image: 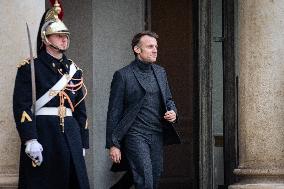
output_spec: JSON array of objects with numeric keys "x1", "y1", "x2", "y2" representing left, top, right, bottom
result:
[{"x1": 38, "y1": 51, "x2": 70, "y2": 73}]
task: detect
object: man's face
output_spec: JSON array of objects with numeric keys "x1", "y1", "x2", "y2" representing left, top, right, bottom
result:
[
  {"x1": 135, "y1": 35, "x2": 158, "y2": 63},
  {"x1": 47, "y1": 34, "x2": 69, "y2": 51}
]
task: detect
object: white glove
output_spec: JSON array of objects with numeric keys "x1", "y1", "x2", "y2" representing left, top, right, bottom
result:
[
  {"x1": 83, "y1": 148, "x2": 86, "y2": 157},
  {"x1": 25, "y1": 139, "x2": 43, "y2": 166}
]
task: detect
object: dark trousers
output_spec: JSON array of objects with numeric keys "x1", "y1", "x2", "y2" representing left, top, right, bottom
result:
[
  {"x1": 110, "y1": 171, "x2": 133, "y2": 189},
  {"x1": 124, "y1": 131, "x2": 163, "y2": 189}
]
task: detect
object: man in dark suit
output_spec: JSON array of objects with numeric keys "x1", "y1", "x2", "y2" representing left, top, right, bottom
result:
[{"x1": 106, "y1": 31, "x2": 181, "y2": 189}]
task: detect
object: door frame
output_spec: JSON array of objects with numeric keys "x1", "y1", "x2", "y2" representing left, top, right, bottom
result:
[
  {"x1": 197, "y1": 0, "x2": 237, "y2": 188},
  {"x1": 196, "y1": 0, "x2": 213, "y2": 188},
  {"x1": 223, "y1": 0, "x2": 238, "y2": 187}
]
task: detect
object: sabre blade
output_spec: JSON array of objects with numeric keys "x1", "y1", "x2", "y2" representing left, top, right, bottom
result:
[{"x1": 26, "y1": 23, "x2": 37, "y2": 115}]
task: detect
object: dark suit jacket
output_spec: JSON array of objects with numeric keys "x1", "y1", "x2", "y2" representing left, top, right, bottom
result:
[{"x1": 106, "y1": 59, "x2": 181, "y2": 151}]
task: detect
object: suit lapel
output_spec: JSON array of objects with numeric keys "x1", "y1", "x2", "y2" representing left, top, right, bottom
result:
[
  {"x1": 152, "y1": 65, "x2": 167, "y2": 105},
  {"x1": 131, "y1": 61, "x2": 147, "y2": 91},
  {"x1": 152, "y1": 65, "x2": 166, "y2": 95},
  {"x1": 131, "y1": 60, "x2": 167, "y2": 107}
]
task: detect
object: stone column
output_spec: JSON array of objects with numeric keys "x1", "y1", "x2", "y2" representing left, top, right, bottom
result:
[
  {"x1": 229, "y1": 0, "x2": 284, "y2": 189},
  {"x1": 0, "y1": 1, "x2": 44, "y2": 188}
]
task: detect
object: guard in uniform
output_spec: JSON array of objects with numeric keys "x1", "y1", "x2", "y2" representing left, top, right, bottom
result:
[{"x1": 13, "y1": 1, "x2": 90, "y2": 188}]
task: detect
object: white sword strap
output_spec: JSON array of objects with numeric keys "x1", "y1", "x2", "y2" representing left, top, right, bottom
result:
[{"x1": 35, "y1": 63, "x2": 77, "y2": 112}]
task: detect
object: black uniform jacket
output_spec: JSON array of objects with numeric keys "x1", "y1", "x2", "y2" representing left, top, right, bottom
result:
[
  {"x1": 106, "y1": 59, "x2": 181, "y2": 171},
  {"x1": 13, "y1": 51, "x2": 89, "y2": 189}
]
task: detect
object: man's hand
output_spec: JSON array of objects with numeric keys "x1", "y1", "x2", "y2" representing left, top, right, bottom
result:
[
  {"x1": 164, "y1": 110, "x2": 176, "y2": 123},
  {"x1": 25, "y1": 139, "x2": 43, "y2": 166},
  {"x1": 109, "y1": 146, "x2": 121, "y2": 163}
]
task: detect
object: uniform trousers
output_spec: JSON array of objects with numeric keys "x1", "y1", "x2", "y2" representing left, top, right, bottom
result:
[{"x1": 124, "y1": 130, "x2": 163, "y2": 189}]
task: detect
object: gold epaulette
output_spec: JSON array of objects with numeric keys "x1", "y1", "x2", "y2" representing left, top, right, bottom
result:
[
  {"x1": 17, "y1": 57, "x2": 36, "y2": 68},
  {"x1": 16, "y1": 59, "x2": 30, "y2": 68}
]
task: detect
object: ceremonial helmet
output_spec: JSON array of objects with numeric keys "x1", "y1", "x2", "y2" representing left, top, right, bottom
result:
[{"x1": 39, "y1": 0, "x2": 70, "y2": 52}]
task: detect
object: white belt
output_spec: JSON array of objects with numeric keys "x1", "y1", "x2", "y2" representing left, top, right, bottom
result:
[{"x1": 35, "y1": 107, "x2": 72, "y2": 116}]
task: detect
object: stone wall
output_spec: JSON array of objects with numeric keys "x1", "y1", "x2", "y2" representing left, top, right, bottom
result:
[{"x1": 0, "y1": 1, "x2": 44, "y2": 188}]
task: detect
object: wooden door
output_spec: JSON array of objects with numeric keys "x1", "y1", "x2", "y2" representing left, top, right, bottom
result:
[{"x1": 149, "y1": 1, "x2": 198, "y2": 188}]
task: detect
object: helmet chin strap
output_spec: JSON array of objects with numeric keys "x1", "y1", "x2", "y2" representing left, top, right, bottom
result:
[
  {"x1": 43, "y1": 35, "x2": 69, "y2": 53},
  {"x1": 49, "y1": 43, "x2": 66, "y2": 53}
]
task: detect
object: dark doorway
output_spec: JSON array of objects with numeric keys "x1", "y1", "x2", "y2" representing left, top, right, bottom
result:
[
  {"x1": 147, "y1": 0, "x2": 198, "y2": 188},
  {"x1": 147, "y1": 0, "x2": 237, "y2": 188}
]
